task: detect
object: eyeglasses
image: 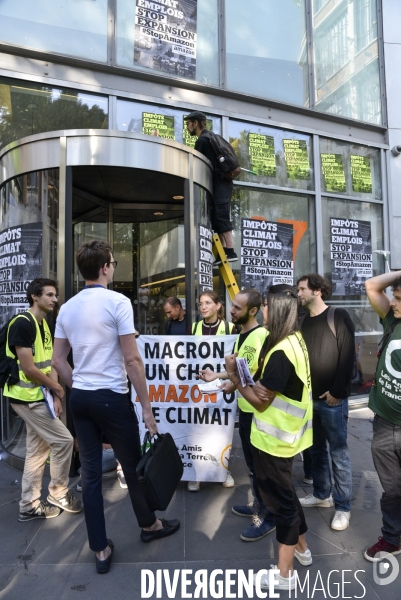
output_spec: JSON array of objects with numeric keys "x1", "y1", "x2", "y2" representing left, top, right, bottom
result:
[
  {"x1": 109, "y1": 261, "x2": 118, "y2": 269},
  {"x1": 198, "y1": 301, "x2": 215, "y2": 308}
]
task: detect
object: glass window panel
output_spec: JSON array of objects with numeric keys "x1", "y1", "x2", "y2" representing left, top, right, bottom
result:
[
  {"x1": 322, "y1": 197, "x2": 384, "y2": 332},
  {"x1": 0, "y1": 0, "x2": 108, "y2": 62},
  {"x1": 226, "y1": 0, "x2": 309, "y2": 106},
  {"x1": 322, "y1": 196, "x2": 383, "y2": 395},
  {"x1": 230, "y1": 188, "x2": 316, "y2": 287},
  {"x1": 116, "y1": 99, "x2": 221, "y2": 141},
  {"x1": 229, "y1": 121, "x2": 314, "y2": 191},
  {"x1": 313, "y1": 0, "x2": 382, "y2": 124},
  {"x1": 116, "y1": 0, "x2": 219, "y2": 86},
  {"x1": 319, "y1": 137, "x2": 381, "y2": 200},
  {"x1": 0, "y1": 78, "x2": 108, "y2": 150},
  {"x1": 0, "y1": 169, "x2": 60, "y2": 458}
]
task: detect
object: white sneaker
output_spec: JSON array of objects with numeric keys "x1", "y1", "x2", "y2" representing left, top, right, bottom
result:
[
  {"x1": 299, "y1": 494, "x2": 333, "y2": 507},
  {"x1": 222, "y1": 471, "x2": 235, "y2": 488},
  {"x1": 253, "y1": 566, "x2": 296, "y2": 591},
  {"x1": 331, "y1": 510, "x2": 350, "y2": 530},
  {"x1": 294, "y1": 547, "x2": 312, "y2": 566},
  {"x1": 187, "y1": 481, "x2": 200, "y2": 492}
]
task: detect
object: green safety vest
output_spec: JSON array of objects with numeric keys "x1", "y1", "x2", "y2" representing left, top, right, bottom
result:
[
  {"x1": 251, "y1": 332, "x2": 312, "y2": 458},
  {"x1": 234, "y1": 326, "x2": 269, "y2": 413},
  {"x1": 192, "y1": 320, "x2": 235, "y2": 335},
  {"x1": 4, "y1": 313, "x2": 53, "y2": 402}
]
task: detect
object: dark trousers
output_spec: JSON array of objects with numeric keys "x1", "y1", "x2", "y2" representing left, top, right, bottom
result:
[
  {"x1": 70, "y1": 388, "x2": 156, "y2": 551},
  {"x1": 253, "y1": 447, "x2": 308, "y2": 545},
  {"x1": 238, "y1": 410, "x2": 269, "y2": 518},
  {"x1": 371, "y1": 415, "x2": 401, "y2": 546}
]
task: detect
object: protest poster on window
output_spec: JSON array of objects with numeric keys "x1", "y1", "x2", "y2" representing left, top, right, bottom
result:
[
  {"x1": 330, "y1": 217, "x2": 372, "y2": 296},
  {"x1": 321, "y1": 153, "x2": 346, "y2": 193},
  {"x1": 142, "y1": 112, "x2": 175, "y2": 139},
  {"x1": 240, "y1": 218, "x2": 294, "y2": 293},
  {"x1": 248, "y1": 133, "x2": 276, "y2": 177},
  {"x1": 134, "y1": 0, "x2": 197, "y2": 80},
  {"x1": 283, "y1": 139, "x2": 310, "y2": 179},
  {"x1": 198, "y1": 225, "x2": 213, "y2": 293},
  {"x1": 0, "y1": 223, "x2": 42, "y2": 328},
  {"x1": 350, "y1": 155, "x2": 372, "y2": 193},
  {"x1": 133, "y1": 335, "x2": 238, "y2": 482}
]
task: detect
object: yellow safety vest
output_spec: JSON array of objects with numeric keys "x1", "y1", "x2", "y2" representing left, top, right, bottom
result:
[
  {"x1": 251, "y1": 332, "x2": 312, "y2": 458},
  {"x1": 4, "y1": 313, "x2": 53, "y2": 402},
  {"x1": 192, "y1": 320, "x2": 235, "y2": 335},
  {"x1": 234, "y1": 326, "x2": 269, "y2": 413}
]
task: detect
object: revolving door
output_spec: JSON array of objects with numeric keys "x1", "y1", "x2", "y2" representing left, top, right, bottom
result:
[{"x1": 0, "y1": 130, "x2": 214, "y2": 467}]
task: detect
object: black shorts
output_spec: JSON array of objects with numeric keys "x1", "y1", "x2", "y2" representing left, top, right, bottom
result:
[{"x1": 211, "y1": 201, "x2": 233, "y2": 234}]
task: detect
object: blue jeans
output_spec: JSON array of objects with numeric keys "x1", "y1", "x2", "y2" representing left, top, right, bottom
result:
[{"x1": 310, "y1": 398, "x2": 352, "y2": 512}]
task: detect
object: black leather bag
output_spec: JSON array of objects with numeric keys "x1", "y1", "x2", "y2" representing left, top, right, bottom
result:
[{"x1": 136, "y1": 432, "x2": 183, "y2": 511}]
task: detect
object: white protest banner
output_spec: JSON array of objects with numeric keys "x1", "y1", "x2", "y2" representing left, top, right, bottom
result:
[{"x1": 133, "y1": 334, "x2": 238, "y2": 482}]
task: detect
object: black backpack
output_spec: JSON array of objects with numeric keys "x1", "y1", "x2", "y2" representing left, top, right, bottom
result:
[
  {"x1": 202, "y1": 131, "x2": 241, "y2": 180},
  {"x1": 0, "y1": 312, "x2": 35, "y2": 389}
]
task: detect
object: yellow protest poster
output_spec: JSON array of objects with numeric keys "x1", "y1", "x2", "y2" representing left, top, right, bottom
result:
[
  {"x1": 350, "y1": 155, "x2": 372, "y2": 193},
  {"x1": 248, "y1": 133, "x2": 276, "y2": 177},
  {"x1": 321, "y1": 153, "x2": 346, "y2": 192},
  {"x1": 142, "y1": 112, "x2": 175, "y2": 140},
  {"x1": 283, "y1": 139, "x2": 310, "y2": 179}
]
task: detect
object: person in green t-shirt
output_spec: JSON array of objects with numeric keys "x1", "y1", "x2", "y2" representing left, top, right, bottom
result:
[{"x1": 364, "y1": 270, "x2": 401, "y2": 562}]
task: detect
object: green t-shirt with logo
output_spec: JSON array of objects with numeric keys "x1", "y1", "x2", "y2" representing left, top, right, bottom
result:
[{"x1": 368, "y1": 308, "x2": 401, "y2": 424}]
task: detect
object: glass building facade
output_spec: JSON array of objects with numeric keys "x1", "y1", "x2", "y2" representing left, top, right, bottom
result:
[{"x1": 0, "y1": 0, "x2": 395, "y2": 462}]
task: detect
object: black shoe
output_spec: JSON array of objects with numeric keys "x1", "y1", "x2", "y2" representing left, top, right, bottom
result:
[
  {"x1": 140, "y1": 518, "x2": 180, "y2": 543},
  {"x1": 18, "y1": 500, "x2": 61, "y2": 522},
  {"x1": 213, "y1": 251, "x2": 226, "y2": 267},
  {"x1": 96, "y1": 539, "x2": 114, "y2": 574},
  {"x1": 47, "y1": 491, "x2": 83, "y2": 513},
  {"x1": 225, "y1": 248, "x2": 238, "y2": 262}
]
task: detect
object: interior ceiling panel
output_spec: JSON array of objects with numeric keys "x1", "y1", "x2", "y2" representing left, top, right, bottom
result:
[{"x1": 72, "y1": 166, "x2": 185, "y2": 204}]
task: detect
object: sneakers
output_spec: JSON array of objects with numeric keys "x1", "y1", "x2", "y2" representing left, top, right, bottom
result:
[
  {"x1": 117, "y1": 469, "x2": 128, "y2": 489},
  {"x1": 303, "y1": 476, "x2": 313, "y2": 485},
  {"x1": 222, "y1": 471, "x2": 235, "y2": 488},
  {"x1": 47, "y1": 491, "x2": 83, "y2": 513},
  {"x1": 187, "y1": 481, "x2": 200, "y2": 492},
  {"x1": 364, "y1": 536, "x2": 401, "y2": 562},
  {"x1": 232, "y1": 502, "x2": 257, "y2": 517},
  {"x1": 299, "y1": 494, "x2": 333, "y2": 508},
  {"x1": 214, "y1": 249, "x2": 238, "y2": 266},
  {"x1": 225, "y1": 249, "x2": 238, "y2": 262},
  {"x1": 240, "y1": 515, "x2": 276, "y2": 542},
  {"x1": 18, "y1": 500, "x2": 61, "y2": 522},
  {"x1": 294, "y1": 547, "x2": 313, "y2": 566},
  {"x1": 253, "y1": 566, "x2": 296, "y2": 591},
  {"x1": 331, "y1": 510, "x2": 351, "y2": 531}
]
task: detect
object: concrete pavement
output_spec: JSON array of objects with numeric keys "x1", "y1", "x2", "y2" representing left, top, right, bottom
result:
[{"x1": 0, "y1": 407, "x2": 399, "y2": 600}]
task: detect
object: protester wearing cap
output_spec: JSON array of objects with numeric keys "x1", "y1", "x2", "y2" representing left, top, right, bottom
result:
[{"x1": 184, "y1": 110, "x2": 237, "y2": 264}]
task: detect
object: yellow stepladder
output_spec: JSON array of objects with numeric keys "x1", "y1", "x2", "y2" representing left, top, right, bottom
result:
[{"x1": 212, "y1": 233, "x2": 240, "y2": 301}]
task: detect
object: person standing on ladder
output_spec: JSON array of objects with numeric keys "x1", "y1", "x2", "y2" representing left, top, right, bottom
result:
[{"x1": 184, "y1": 111, "x2": 238, "y2": 265}]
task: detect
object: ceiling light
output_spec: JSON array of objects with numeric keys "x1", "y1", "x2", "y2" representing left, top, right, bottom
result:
[
  {"x1": 172, "y1": 195, "x2": 184, "y2": 200},
  {"x1": 154, "y1": 211, "x2": 164, "y2": 216}
]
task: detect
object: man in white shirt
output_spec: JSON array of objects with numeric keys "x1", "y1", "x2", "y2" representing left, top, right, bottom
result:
[{"x1": 52, "y1": 240, "x2": 179, "y2": 575}]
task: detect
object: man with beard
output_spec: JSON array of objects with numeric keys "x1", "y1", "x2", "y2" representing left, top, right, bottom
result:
[{"x1": 198, "y1": 288, "x2": 275, "y2": 541}]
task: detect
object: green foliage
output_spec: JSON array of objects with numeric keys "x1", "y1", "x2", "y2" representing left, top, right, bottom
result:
[{"x1": 0, "y1": 86, "x2": 107, "y2": 149}]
